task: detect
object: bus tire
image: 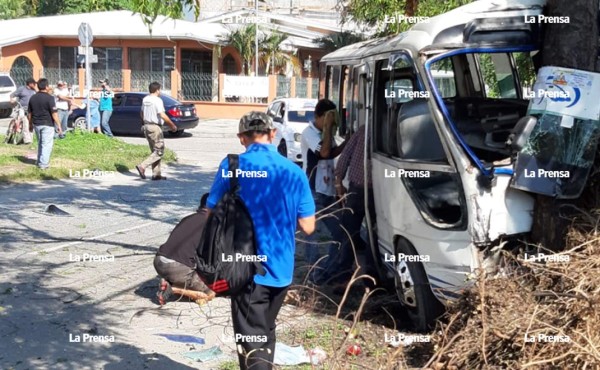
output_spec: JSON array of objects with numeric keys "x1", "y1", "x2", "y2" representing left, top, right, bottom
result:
[{"x1": 394, "y1": 238, "x2": 445, "y2": 332}]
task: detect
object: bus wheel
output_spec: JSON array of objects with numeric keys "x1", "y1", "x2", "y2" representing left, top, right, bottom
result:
[{"x1": 394, "y1": 238, "x2": 445, "y2": 332}]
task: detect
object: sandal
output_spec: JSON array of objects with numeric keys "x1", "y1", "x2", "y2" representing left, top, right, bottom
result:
[
  {"x1": 135, "y1": 165, "x2": 146, "y2": 179},
  {"x1": 157, "y1": 278, "x2": 173, "y2": 305}
]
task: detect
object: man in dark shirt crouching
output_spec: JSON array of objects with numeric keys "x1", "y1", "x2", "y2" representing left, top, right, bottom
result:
[
  {"x1": 28, "y1": 78, "x2": 62, "y2": 169},
  {"x1": 154, "y1": 194, "x2": 216, "y2": 305}
]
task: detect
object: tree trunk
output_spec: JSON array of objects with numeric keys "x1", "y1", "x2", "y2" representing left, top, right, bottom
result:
[
  {"x1": 531, "y1": 0, "x2": 599, "y2": 251},
  {"x1": 405, "y1": 0, "x2": 418, "y2": 17}
]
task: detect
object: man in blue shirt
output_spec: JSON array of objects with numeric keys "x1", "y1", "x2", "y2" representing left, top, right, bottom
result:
[{"x1": 207, "y1": 111, "x2": 315, "y2": 370}]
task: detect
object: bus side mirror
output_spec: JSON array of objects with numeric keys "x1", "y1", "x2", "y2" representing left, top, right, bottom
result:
[{"x1": 507, "y1": 116, "x2": 538, "y2": 152}]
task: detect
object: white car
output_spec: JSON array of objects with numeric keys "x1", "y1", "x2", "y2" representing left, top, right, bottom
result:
[
  {"x1": 0, "y1": 74, "x2": 16, "y2": 118},
  {"x1": 266, "y1": 98, "x2": 317, "y2": 164}
]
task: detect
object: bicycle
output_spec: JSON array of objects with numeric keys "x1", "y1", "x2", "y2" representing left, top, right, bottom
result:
[{"x1": 4, "y1": 101, "x2": 32, "y2": 145}]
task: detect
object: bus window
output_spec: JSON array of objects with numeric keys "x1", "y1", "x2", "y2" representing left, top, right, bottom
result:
[
  {"x1": 339, "y1": 66, "x2": 350, "y2": 136},
  {"x1": 374, "y1": 57, "x2": 419, "y2": 156},
  {"x1": 476, "y1": 53, "x2": 518, "y2": 99},
  {"x1": 327, "y1": 66, "x2": 341, "y2": 104},
  {"x1": 513, "y1": 52, "x2": 536, "y2": 98},
  {"x1": 349, "y1": 67, "x2": 367, "y2": 133},
  {"x1": 430, "y1": 60, "x2": 456, "y2": 98},
  {"x1": 386, "y1": 55, "x2": 418, "y2": 156}
]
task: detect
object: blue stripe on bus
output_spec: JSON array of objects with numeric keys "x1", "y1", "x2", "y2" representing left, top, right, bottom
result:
[{"x1": 423, "y1": 46, "x2": 535, "y2": 177}]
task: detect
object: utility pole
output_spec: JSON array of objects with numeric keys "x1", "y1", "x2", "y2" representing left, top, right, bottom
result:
[
  {"x1": 255, "y1": 0, "x2": 259, "y2": 76},
  {"x1": 78, "y1": 22, "x2": 93, "y2": 131}
]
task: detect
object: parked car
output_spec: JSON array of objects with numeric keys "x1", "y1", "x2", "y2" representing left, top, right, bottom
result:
[
  {"x1": 69, "y1": 92, "x2": 198, "y2": 136},
  {"x1": 0, "y1": 74, "x2": 17, "y2": 118},
  {"x1": 266, "y1": 98, "x2": 317, "y2": 164}
]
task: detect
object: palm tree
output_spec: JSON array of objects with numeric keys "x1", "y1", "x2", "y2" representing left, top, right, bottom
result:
[
  {"x1": 222, "y1": 24, "x2": 256, "y2": 75},
  {"x1": 260, "y1": 31, "x2": 288, "y2": 75}
]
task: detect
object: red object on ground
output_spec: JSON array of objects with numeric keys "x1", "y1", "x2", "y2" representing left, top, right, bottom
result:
[{"x1": 346, "y1": 344, "x2": 362, "y2": 356}]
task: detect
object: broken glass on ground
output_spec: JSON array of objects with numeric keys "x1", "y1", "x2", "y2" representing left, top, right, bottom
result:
[{"x1": 182, "y1": 346, "x2": 225, "y2": 362}]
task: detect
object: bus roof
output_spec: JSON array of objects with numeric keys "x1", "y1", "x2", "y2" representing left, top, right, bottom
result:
[{"x1": 321, "y1": 0, "x2": 545, "y2": 63}]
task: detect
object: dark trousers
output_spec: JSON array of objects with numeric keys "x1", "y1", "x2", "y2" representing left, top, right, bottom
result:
[
  {"x1": 321, "y1": 183, "x2": 377, "y2": 283},
  {"x1": 153, "y1": 255, "x2": 209, "y2": 292},
  {"x1": 231, "y1": 282, "x2": 288, "y2": 370}
]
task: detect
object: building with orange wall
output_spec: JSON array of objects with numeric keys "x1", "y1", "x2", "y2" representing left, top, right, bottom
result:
[{"x1": 0, "y1": 10, "x2": 342, "y2": 118}]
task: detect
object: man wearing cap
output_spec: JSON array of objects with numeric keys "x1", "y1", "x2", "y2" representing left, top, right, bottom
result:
[
  {"x1": 54, "y1": 81, "x2": 72, "y2": 138},
  {"x1": 10, "y1": 78, "x2": 37, "y2": 144},
  {"x1": 99, "y1": 79, "x2": 114, "y2": 137},
  {"x1": 206, "y1": 111, "x2": 316, "y2": 370},
  {"x1": 135, "y1": 82, "x2": 177, "y2": 180}
]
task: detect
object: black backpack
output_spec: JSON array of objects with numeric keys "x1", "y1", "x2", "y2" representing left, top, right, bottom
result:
[
  {"x1": 156, "y1": 195, "x2": 209, "y2": 270},
  {"x1": 196, "y1": 154, "x2": 265, "y2": 296}
]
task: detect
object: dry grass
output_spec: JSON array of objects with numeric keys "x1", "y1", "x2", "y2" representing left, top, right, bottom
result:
[
  {"x1": 284, "y1": 201, "x2": 600, "y2": 369},
  {"x1": 425, "y1": 211, "x2": 600, "y2": 369}
]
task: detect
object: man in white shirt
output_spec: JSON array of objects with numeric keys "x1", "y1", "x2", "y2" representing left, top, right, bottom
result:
[
  {"x1": 300, "y1": 99, "x2": 346, "y2": 285},
  {"x1": 54, "y1": 81, "x2": 71, "y2": 138},
  {"x1": 135, "y1": 82, "x2": 177, "y2": 180}
]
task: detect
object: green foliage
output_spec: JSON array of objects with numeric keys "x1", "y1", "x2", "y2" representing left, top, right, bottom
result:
[
  {"x1": 0, "y1": 0, "x2": 27, "y2": 19},
  {"x1": 514, "y1": 51, "x2": 536, "y2": 89},
  {"x1": 218, "y1": 360, "x2": 239, "y2": 370},
  {"x1": 260, "y1": 31, "x2": 288, "y2": 75},
  {"x1": 0, "y1": 132, "x2": 176, "y2": 183},
  {"x1": 1, "y1": 0, "x2": 135, "y2": 18},
  {"x1": 129, "y1": 0, "x2": 186, "y2": 31},
  {"x1": 314, "y1": 31, "x2": 366, "y2": 53},
  {"x1": 478, "y1": 53, "x2": 500, "y2": 98},
  {"x1": 339, "y1": 0, "x2": 472, "y2": 36}
]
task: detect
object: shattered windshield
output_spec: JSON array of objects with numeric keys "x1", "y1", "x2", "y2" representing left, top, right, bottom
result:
[{"x1": 511, "y1": 67, "x2": 600, "y2": 198}]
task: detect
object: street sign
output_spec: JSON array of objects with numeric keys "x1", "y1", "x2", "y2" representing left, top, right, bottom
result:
[
  {"x1": 77, "y1": 54, "x2": 98, "y2": 64},
  {"x1": 78, "y1": 46, "x2": 93, "y2": 55},
  {"x1": 78, "y1": 23, "x2": 93, "y2": 46}
]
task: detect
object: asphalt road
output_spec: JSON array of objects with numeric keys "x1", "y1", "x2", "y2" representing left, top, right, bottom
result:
[{"x1": 0, "y1": 120, "x2": 275, "y2": 370}]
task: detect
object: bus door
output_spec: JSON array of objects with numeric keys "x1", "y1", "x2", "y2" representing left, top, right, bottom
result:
[{"x1": 370, "y1": 52, "x2": 471, "y2": 290}]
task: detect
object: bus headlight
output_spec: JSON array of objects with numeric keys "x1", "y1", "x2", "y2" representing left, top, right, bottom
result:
[{"x1": 294, "y1": 133, "x2": 302, "y2": 142}]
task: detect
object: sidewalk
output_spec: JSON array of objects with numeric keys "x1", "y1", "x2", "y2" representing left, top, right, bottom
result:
[{"x1": 0, "y1": 163, "x2": 244, "y2": 369}]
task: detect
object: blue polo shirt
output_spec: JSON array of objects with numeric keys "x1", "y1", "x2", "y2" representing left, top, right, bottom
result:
[{"x1": 207, "y1": 143, "x2": 315, "y2": 287}]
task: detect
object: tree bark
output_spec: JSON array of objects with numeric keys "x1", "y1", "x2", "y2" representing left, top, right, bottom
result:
[
  {"x1": 531, "y1": 0, "x2": 599, "y2": 251},
  {"x1": 405, "y1": 0, "x2": 418, "y2": 17}
]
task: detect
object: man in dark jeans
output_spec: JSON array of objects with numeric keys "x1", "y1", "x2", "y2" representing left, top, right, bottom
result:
[
  {"x1": 28, "y1": 78, "x2": 62, "y2": 169},
  {"x1": 300, "y1": 99, "x2": 346, "y2": 284},
  {"x1": 320, "y1": 124, "x2": 378, "y2": 287},
  {"x1": 207, "y1": 112, "x2": 315, "y2": 370}
]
